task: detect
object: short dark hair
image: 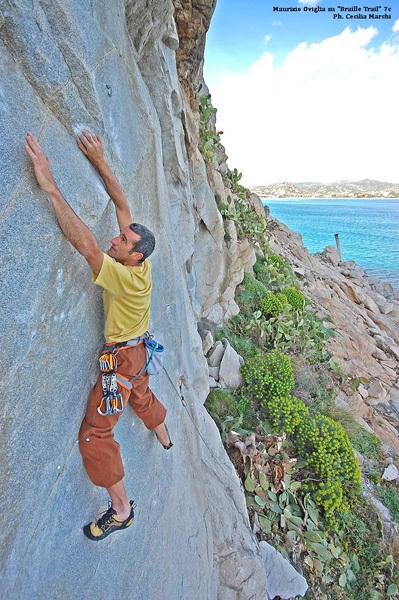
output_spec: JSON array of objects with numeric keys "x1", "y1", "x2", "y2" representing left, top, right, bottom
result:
[{"x1": 129, "y1": 222, "x2": 155, "y2": 263}]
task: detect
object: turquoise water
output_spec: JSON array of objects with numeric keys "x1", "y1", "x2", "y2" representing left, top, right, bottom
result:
[{"x1": 263, "y1": 198, "x2": 399, "y2": 291}]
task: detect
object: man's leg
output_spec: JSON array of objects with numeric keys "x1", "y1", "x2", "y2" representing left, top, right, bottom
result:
[
  {"x1": 79, "y1": 375, "x2": 127, "y2": 488},
  {"x1": 79, "y1": 375, "x2": 134, "y2": 515},
  {"x1": 79, "y1": 376, "x2": 135, "y2": 540},
  {"x1": 83, "y1": 482, "x2": 135, "y2": 541},
  {"x1": 117, "y1": 344, "x2": 170, "y2": 445},
  {"x1": 153, "y1": 422, "x2": 171, "y2": 447},
  {"x1": 107, "y1": 479, "x2": 131, "y2": 520}
]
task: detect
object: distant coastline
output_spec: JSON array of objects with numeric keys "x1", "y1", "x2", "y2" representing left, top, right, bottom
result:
[{"x1": 250, "y1": 179, "x2": 399, "y2": 199}]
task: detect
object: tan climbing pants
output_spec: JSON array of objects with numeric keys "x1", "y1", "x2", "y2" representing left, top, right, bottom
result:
[{"x1": 79, "y1": 342, "x2": 167, "y2": 488}]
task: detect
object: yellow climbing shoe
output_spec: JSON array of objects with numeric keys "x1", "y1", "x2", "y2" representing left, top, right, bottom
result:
[{"x1": 83, "y1": 500, "x2": 135, "y2": 541}]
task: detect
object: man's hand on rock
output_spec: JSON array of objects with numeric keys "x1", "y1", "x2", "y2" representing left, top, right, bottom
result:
[
  {"x1": 77, "y1": 129, "x2": 105, "y2": 168},
  {"x1": 24, "y1": 133, "x2": 58, "y2": 195}
]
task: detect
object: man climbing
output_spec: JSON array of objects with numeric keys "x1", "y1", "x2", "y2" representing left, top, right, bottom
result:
[{"x1": 24, "y1": 130, "x2": 172, "y2": 541}]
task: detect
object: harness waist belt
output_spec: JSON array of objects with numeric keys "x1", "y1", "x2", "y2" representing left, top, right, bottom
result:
[{"x1": 104, "y1": 332, "x2": 148, "y2": 353}]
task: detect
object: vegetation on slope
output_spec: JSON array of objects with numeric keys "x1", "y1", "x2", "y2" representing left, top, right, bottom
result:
[{"x1": 198, "y1": 93, "x2": 399, "y2": 600}]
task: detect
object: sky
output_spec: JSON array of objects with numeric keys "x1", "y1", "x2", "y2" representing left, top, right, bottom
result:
[{"x1": 203, "y1": 0, "x2": 399, "y2": 185}]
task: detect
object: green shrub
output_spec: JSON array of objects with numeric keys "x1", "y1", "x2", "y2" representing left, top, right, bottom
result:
[
  {"x1": 265, "y1": 393, "x2": 309, "y2": 434},
  {"x1": 377, "y1": 484, "x2": 399, "y2": 522},
  {"x1": 236, "y1": 290, "x2": 258, "y2": 315},
  {"x1": 241, "y1": 349, "x2": 294, "y2": 404},
  {"x1": 337, "y1": 505, "x2": 398, "y2": 600},
  {"x1": 253, "y1": 260, "x2": 271, "y2": 286},
  {"x1": 351, "y1": 429, "x2": 382, "y2": 460},
  {"x1": 269, "y1": 253, "x2": 287, "y2": 269},
  {"x1": 242, "y1": 272, "x2": 268, "y2": 299},
  {"x1": 259, "y1": 292, "x2": 285, "y2": 317},
  {"x1": 205, "y1": 389, "x2": 237, "y2": 424},
  {"x1": 280, "y1": 286, "x2": 305, "y2": 310},
  {"x1": 254, "y1": 253, "x2": 298, "y2": 288},
  {"x1": 219, "y1": 195, "x2": 266, "y2": 243},
  {"x1": 198, "y1": 94, "x2": 222, "y2": 165},
  {"x1": 296, "y1": 414, "x2": 362, "y2": 517},
  {"x1": 233, "y1": 274, "x2": 268, "y2": 327},
  {"x1": 221, "y1": 332, "x2": 260, "y2": 361},
  {"x1": 224, "y1": 167, "x2": 247, "y2": 196}
]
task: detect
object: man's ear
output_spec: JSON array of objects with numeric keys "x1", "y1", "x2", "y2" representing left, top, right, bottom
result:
[{"x1": 132, "y1": 250, "x2": 144, "y2": 262}]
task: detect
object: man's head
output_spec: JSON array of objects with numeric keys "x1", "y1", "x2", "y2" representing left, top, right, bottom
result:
[
  {"x1": 108, "y1": 223, "x2": 155, "y2": 266},
  {"x1": 128, "y1": 223, "x2": 155, "y2": 262}
]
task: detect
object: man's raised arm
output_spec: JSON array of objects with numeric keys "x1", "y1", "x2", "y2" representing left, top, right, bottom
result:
[
  {"x1": 24, "y1": 133, "x2": 104, "y2": 274},
  {"x1": 77, "y1": 130, "x2": 133, "y2": 230}
]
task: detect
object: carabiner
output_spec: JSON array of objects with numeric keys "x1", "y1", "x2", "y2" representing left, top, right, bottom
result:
[
  {"x1": 97, "y1": 396, "x2": 111, "y2": 416},
  {"x1": 110, "y1": 394, "x2": 124, "y2": 414}
]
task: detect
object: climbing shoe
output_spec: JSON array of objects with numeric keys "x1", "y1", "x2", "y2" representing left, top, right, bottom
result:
[{"x1": 83, "y1": 500, "x2": 135, "y2": 541}]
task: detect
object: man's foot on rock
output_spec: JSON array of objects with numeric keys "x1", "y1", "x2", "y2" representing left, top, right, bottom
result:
[
  {"x1": 154, "y1": 423, "x2": 173, "y2": 450},
  {"x1": 83, "y1": 500, "x2": 135, "y2": 541}
]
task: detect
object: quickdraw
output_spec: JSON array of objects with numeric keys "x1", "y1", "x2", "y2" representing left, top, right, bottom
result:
[
  {"x1": 97, "y1": 351, "x2": 124, "y2": 416},
  {"x1": 99, "y1": 351, "x2": 118, "y2": 372},
  {"x1": 177, "y1": 377, "x2": 188, "y2": 407}
]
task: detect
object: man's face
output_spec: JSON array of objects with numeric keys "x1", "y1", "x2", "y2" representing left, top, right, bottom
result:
[{"x1": 108, "y1": 226, "x2": 143, "y2": 265}]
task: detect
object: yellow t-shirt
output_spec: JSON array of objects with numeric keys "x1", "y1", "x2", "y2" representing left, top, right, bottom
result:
[{"x1": 92, "y1": 253, "x2": 152, "y2": 342}]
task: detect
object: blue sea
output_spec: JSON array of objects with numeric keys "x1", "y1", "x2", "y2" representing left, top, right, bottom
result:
[{"x1": 262, "y1": 198, "x2": 399, "y2": 292}]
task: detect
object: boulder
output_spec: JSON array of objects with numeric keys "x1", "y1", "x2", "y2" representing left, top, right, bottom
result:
[
  {"x1": 379, "y1": 303, "x2": 394, "y2": 315},
  {"x1": 208, "y1": 340, "x2": 225, "y2": 367},
  {"x1": 365, "y1": 380, "x2": 389, "y2": 406},
  {"x1": 259, "y1": 542, "x2": 308, "y2": 599},
  {"x1": 389, "y1": 346, "x2": 399, "y2": 361},
  {"x1": 198, "y1": 326, "x2": 214, "y2": 355},
  {"x1": 382, "y1": 464, "x2": 399, "y2": 481},
  {"x1": 218, "y1": 341, "x2": 244, "y2": 388},
  {"x1": 318, "y1": 245, "x2": 341, "y2": 266}
]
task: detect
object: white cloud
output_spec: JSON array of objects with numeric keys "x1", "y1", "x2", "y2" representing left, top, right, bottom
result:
[
  {"x1": 264, "y1": 35, "x2": 272, "y2": 43},
  {"x1": 210, "y1": 27, "x2": 399, "y2": 184},
  {"x1": 298, "y1": 0, "x2": 322, "y2": 6},
  {"x1": 393, "y1": 19, "x2": 399, "y2": 33}
]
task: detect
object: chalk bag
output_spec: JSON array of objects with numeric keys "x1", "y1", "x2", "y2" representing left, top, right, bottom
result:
[{"x1": 144, "y1": 338, "x2": 164, "y2": 375}]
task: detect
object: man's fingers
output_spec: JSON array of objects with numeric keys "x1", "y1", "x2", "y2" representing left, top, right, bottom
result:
[
  {"x1": 77, "y1": 137, "x2": 88, "y2": 152},
  {"x1": 80, "y1": 129, "x2": 95, "y2": 143},
  {"x1": 26, "y1": 132, "x2": 39, "y2": 153},
  {"x1": 77, "y1": 131, "x2": 96, "y2": 152},
  {"x1": 24, "y1": 144, "x2": 35, "y2": 159},
  {"x1": 26, "y1": 132, "x2": 42, "y2": 151},
  {"x1": 77, "y1": 132, "x2": 88, "y2": 145},
  {"x1": 77, "y1": 130, "x2": 104, "y2": 162},
  {"x1": 25, "y1": 132, "x2": 46, "y2": 159}
]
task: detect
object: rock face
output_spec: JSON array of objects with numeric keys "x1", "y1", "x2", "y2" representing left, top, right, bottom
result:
[
  {"x1": 2, "y1": 1, "x2": 396, "y2": 597},
  {"x1": 0, "y1": 1, "x2": 302, "y2": 599}
]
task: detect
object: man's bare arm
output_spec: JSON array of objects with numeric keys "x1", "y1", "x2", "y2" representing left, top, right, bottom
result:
[
  {"x1": 77, "y1": 130, "x2": 133, "y2": 230},
  {"x1": 24, "y1": 132, "x2": 104, "y2": 274}
]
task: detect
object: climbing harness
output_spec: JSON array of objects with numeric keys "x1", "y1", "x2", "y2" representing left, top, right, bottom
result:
[{"x1": 97, "y1": 332, "x2": 164, "y2": 417}]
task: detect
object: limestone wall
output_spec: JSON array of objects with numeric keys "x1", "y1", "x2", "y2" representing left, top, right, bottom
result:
[{"x1": 0, "y1": 1, "x2": 278, "y2": 598}]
